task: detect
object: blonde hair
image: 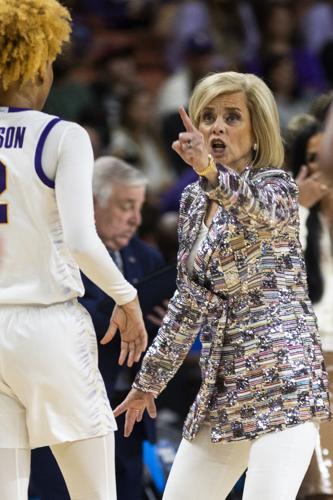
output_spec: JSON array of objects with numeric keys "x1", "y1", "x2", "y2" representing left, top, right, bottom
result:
[
  {"x1": 0, "y1": 0, "x2": 71, "y2": 91},
  {"x1": 189, "y1": 71, "x2": 284, "y2": 169}
]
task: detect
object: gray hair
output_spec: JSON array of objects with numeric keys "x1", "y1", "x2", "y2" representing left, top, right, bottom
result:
[{"x1": 93, "y1": 156, "x2": 148, "y2": 206}]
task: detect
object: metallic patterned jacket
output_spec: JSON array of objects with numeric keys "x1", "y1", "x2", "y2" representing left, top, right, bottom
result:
[{"x1": 134, "y1": 164, "x2": 330, "y2": 443}]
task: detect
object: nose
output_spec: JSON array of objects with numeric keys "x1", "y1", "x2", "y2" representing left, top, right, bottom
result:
[
  {"x1": 129, "y1": 209, "x2": 142, "y2": 227},
  {"x1": 212, "y1": 116, "x2": 225, "y2": 134}
]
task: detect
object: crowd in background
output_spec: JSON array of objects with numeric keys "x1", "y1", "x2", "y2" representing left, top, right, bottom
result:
[
  {"x1": 46, "y1": 0, "x2": 333, "y2": 262},
  {"x1": 42, "y1": 1, "x2": 333, "y2": 498}
]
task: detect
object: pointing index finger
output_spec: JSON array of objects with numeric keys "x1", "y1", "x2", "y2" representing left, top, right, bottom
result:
[{"x1": 179, "y1": 106, "x2": 195, "y2": 132}]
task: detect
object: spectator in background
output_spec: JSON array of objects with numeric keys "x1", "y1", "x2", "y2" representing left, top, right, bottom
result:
[
  {"x1": 160, "y1": 0, "x2": 259, "y2": 73},
  {"x1": 157, "y1": 32, "x2": 216, "y2": 119},
  {"x1": 284, "y1": 113, "x2": 317, "y2": 169},
  {"x1": 309, "y1": 90, "x2": 333, "y2": 123},
  {"x1": 30, "y1": 157, "x2": 167, "y2": 500},
  {"x1": 262, "y1": 51, "x2": 314, "y2": 135},
  {"x1": 289, "y1": 120, "x2": 333, "y2": 499},
  {"x1": 320, "y1": 103, "x2": 333, "y2": 185},
  {"x1": 92, "y1": 44, "x2": 139, "y2": 130},
  {"x1": 320, "y1": 39, "x2": 333, "y2": 88},
  {"x1": 70, "y1": 0, "x2": 158, "y2": 30},
  {"x1": 86, "y1": 157, "x2": 168, "y2": 500},
  {"x1": 110, "y1": 86, "x2": 174, "y2": 198},
  {"x1": 206, "y1": 0, "x2": 260, "y2": 71},
  {"x1": 253, "y1": 2, "x2": 327, "y2": 95},
  {"x1": 44, "y1": 48, "x2": 98, "y2": 121},
  {"x1": 157, "y1": 31, "x2": 217, "y2": 175},
  {"x1": 78, "y1": 106, "x2": 111, "y2": 158},
  {"x1": 299, "y1": 0, "x2": 333, "y2": 57},
  {"x1": 160, "y1": 0, "x2": 211, "y2": 72}
]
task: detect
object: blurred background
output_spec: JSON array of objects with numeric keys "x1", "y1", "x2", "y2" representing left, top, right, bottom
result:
[{"x1": 47, "y1": 0, "x2": 333, "y2": 219}]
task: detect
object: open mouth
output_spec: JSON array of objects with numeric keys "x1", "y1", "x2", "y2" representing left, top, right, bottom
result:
[{"x1": 210, "y1": 138, "x2": 226, "y2": 154}]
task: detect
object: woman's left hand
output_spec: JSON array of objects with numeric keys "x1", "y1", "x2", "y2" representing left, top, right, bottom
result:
[
  {"x1": 113, "y1": 388, "x2": 157, "y2": 437},
  {"x1": 172, "y1": 107, "x2": 210, "y2": 175}
]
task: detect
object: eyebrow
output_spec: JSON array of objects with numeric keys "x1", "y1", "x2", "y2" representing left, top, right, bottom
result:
[{"x1": 203, "y1": 106, "x2": 242, "y2": 112}]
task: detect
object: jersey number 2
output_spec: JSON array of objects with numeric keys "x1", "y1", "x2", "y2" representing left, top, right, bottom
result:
[{"x1": 0, "y1": 161, "x2": 8, "y2": 223}]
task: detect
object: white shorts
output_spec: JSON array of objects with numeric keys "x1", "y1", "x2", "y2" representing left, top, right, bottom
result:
[{"x1": 0, "y1": 300, "x2": 116, "y2": 449}]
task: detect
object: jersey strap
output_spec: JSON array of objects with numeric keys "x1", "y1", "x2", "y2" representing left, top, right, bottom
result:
[{"x1": 35, "y1": 117, "x2": 61, "y2": 188}]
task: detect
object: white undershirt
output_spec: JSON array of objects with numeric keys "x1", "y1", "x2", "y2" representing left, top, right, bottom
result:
[
  {"x1": 42, "y1": 121, "x2": 136, "y2": 305},
  {"x1": 187, "y1": 220, "x2": 209, "y2": 275}
]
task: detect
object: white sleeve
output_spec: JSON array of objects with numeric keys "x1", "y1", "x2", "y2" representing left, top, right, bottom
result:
[{"x1": 44, "y1": 121, "x2": 137, "y2": 305}]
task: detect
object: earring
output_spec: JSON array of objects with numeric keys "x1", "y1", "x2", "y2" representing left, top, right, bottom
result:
[{"x1": 253, "y1": 143, "x2": 258, "y2": 151}]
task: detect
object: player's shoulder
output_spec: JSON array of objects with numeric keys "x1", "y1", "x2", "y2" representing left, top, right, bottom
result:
[
  {"x1": 34, "y1": 113, "x2": 90, "y2": 150},
  {"x1": 32, "y1": 110, "x2": 86, "y2": 135}
]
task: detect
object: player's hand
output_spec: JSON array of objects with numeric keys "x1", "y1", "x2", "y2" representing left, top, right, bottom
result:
[
  {"x1": 113, "y1": 388, "x2": 157, "y2": 437},
  {"x1": 172, "y1": 107, "x2": 215, "y2": 181},
  {"x1": 296, "y1": 165, "x2": 328, "y2": 208},
  {"x1": 100, "y1": 296, "x2": 148, "y2": 367}
]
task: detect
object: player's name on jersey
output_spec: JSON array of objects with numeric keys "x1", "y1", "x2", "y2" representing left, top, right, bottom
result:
[{"x1": 0, "y1": 127, "x2": 26, "y2": 149}]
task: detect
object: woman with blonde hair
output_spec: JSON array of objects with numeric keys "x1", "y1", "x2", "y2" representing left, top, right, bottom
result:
[
  {"x1": 115, "y1": 71, "x2": 330, "y2": 500},
  {"x1": 0, "y1": 1, "x2": 147, "y2": 499}
]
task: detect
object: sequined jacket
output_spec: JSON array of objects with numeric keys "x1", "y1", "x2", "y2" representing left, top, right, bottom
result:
[{"x1": 134, "y1": 165, "x2": 330, "y2": 443}]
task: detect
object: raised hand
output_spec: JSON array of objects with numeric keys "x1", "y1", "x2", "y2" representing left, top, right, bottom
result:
[
  {"x1": 113, "y1": 388, "x2": 157, "y2": 437},
  {"x1": 296, "y1": 165, "x2": 329, "y2": 208},
  {"x1": 172, "y1": 107, "x2": 210, "y2": 174},
  {"x1": 100, "y1": 295, "x2": 148, "y2": 367}
]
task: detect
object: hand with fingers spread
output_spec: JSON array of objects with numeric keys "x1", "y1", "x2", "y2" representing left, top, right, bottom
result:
[
  {"x1": 296, "y1": 165, "x2": 329, "y2": 208},
  {"x1": 113, "y1": 388, "x2": 157, "y2": 437},
  {"x1": 100, "y1": 295, "x2": 148, "y2": 367},
  {"x1": 172, "y1": 106, "x2": 218, "y2": 184}
]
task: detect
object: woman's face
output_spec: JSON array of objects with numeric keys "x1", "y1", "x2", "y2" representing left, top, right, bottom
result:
[
  {"x1": 198, "y1": 91, "x2": 254, "y2": 173},
  {"x1": 306, "y1": 132, "x2": 323, "y2": 174}
]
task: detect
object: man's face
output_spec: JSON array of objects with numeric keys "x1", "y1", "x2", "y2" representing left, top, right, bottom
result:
[{"x1": 94, "y1": 183, "x2": 146, "y2": 251}]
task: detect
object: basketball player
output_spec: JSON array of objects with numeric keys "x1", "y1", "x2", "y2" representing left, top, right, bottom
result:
[{"x1": 0, "y1": 1, "x2": 148, "y2": 499}]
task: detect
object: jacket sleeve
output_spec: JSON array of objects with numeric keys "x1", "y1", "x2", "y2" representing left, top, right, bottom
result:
[
  {"x1": 201, "y1": 165, "x2": 299, "y2": 230},
  {"x1": 55, "y1": 123, "x2": 137, "y2": 305},
  {"x1": 133, "y1": 183, "x2": 207, "y2": 396},
  {"x1": 133, "y1": 288, "x2": 203, "y2": 396}
]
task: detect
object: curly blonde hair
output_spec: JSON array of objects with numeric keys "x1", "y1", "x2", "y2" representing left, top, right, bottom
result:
[{"x1": 0, "y1": 0, "x2": 71, "y2": 91}]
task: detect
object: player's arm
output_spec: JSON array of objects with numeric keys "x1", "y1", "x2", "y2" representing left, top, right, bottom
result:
[{"x1": 53, "y1": 124, "x2": 148, "y2": 363}]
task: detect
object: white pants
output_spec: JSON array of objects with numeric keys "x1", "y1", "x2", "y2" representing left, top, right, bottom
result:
[
  {"x1": 0, "y1": 301, "x2": 115, "y2": 449},
  {"x1": 0, "y1": 433, "x2": 116, "y2": 500},
  {"x1": 163, "y1": 422, "x2": 319, "y2": 500}
]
